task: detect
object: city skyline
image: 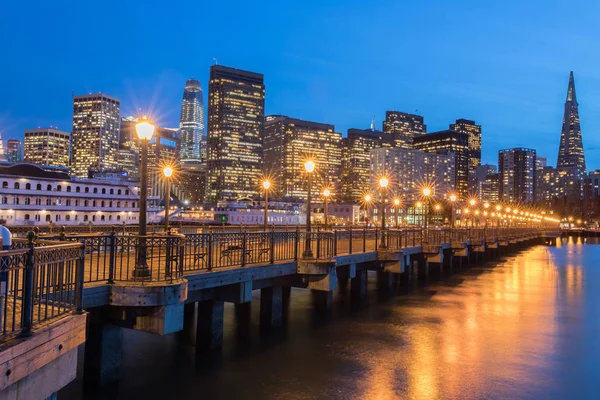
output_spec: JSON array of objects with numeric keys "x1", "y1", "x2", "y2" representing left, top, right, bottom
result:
[{"x1": 2, "y1": 1, "x2": 600, "y2": 169}]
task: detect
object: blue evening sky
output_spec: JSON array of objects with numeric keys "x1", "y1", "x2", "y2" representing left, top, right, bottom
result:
[{"x1": 1, "y1": 0, "x2": 600, "y2": 168}]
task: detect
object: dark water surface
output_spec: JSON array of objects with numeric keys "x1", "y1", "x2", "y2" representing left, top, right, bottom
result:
[{"x1": 63, "y1": 238, "x2": 600, "y2": 399}]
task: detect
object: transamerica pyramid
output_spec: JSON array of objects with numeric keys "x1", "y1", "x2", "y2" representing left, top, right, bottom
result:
[{"x1": 557, "y1": 71, "x2": 586, "y2": 172}]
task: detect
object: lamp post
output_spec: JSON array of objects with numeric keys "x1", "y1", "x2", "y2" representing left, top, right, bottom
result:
[
  {"x1": 163, "y1": 167, "x2": 173, "y2": 232},
  {"x1": 423, "y1": 187, "x2": 431, "y2": 229},
  {"x1": 393, "y1": 198, "x2": 401, "y2": 228},
  {"x1": 416, "y1": 201, "x2": 423, "y2": 226},
  {"x1": 434, "y1": 204, "x2": 441, "y2": 227},
  {"x1": 133, "y1": 118, "x2": 154, "y2": 279},
  {"x1": 364, "y1": 194, "x2": 372, "y2": 227},
  {"x1": 449, "y1": 194, "x2": 457, "y2": 229},
  {"x1": 303, "y1": 160, "x2": 315, "y2": 258},
  {"x1": 495, "y1": 205, "x2": 501, "y2": 228},
  {"x1": 379, "y1": 177, "x2": 389, "y2": 249},
  {"x1": 262, "y1": 180, "x2": 271, "y2": 231},
  {"x1": 323, "y1": 188, "x2": 331, "y2": 230}
]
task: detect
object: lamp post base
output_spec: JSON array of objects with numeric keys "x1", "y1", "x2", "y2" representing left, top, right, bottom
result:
[
  {"x1": 132, "y1": 265, "x2": 151, "y2": 280},
  {"x1": 302, "y1": 249, "x2": 314, "y2": 259}
]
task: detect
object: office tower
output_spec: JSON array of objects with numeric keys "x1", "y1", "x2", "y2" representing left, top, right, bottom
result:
[
  {"x1": 557, "y1": 71, "x2": 585, "y2": 174},
  {"x1": 0, "y1": 133, "x2": 4, "y2": 161},
  {"x1": 71, "y1": 93, "x2": 120, "y2": 177},
  {"x1": 536, "y1": 156, "x2": 547, "y2": 170},
  {"x1": 340, "y1": 128, "x2": 394, "y2": 201},
  {"x1": 413, "y1": 130, "x2": 469, "y2": 199},
  {"x1": 148, "y1": 127, "x2": 179, "y2": 201},
  {"x1": 479, "y1": 173, "x2": 500, "y2": 203},
  {"x1": 206, "y1": 65, "x2": 265, "y2": 202},
  {"x1": 178, "y1": 161, "x2": 207, "y2": 203},
  {"x1": 263, "y1": 115, "x2": 342, "y2": 200},
  {"x1": 117, "y1": 116, "x2": 139, "y2": 179},
  {"x1": 450, "y1": 119, "x2": 481, "y2": 174},
  {"x1": 179, "y1": 79, "x2": 204, "y2": 161},
  {"x1": 382, "y1": 111, "x2": 426, "y2": 148},
  {"x1": 475, "y1": 164, "x2": 497, "y2": 183},
  {"x1": 23, "y1": 128, "x2": 71, "y2": 168},
  {"x1": 370, "y1": 147, "x2": 455, "y2": 204},
  {"x1": 498, "y1": 148, "x2": 536, "y2": 203},
  {"x1": 5, "y1": 139, "x2": 23, "y2": 162}
]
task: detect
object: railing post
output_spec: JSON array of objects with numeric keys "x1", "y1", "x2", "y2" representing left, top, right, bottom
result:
[
  {"x1": 348, "y1": 227, "x2": 353, "y2": 254},
  {"x1": 363, "y1": 227, "x2": 367, "y2": 252},
  {"x1": 165, "y1": 234, "x2": 172, "y2": 279},
  {"x1": 269, "y1": 230, "x2": 275, "y2": 264},
  {"x1": 207, "y1": 233, "x2": 213, "y2": 271},
  {"x1": 108, "y1": 228, "x2": 116, "y2": 284},
  {"x1": 333, "y1": 230, "x2": 337, "y2": 256},
  {"x1": 20, "y1": 232, "x2": 35, "y2": 337},
  {"x1": 75, "y1": 243, "x2": 85, "y2": 313},
  {"x1": 241, "y1": 231, "x2": 247, "y2": 267},
  {"x1": 294, "y1": 226, "x2": 299, "y2": 261}
]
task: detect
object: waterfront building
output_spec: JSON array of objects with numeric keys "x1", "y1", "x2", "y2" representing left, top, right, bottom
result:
[
  {"x1": 5, "y1": 139, "x2": 23, "y2": 162},
  {"x1": 0, "y1": 163, "x2": 140, "y2": 226},
  {"x1": 340, "y1": 128, "x2": 394, "y2": 202},
  {"x1": 71, "y1": 93, "x2": 120, "y2": 178},
  {"x1": 213, "y1": 199, "x2": 306, "y2": 226},
  {"x1": 450, "y1": 118, "x2": 481, "y2": 175},
  {"x1": 311, "y1": 203, "x2": 361, "y2": 225},
  {"x1": 370, "y1": 147, "x2": 455, "y2": 204},
  {"x1": 179, "y1": 79, "x2": 204, "y2": 161},
  {"x1": 413, "y1": 130, "x2": 469, "y2": 199},
  {"x1": 382, "y1": 111, "x2": 426, "y2": 148},
  {"x1": 23, "y1": 128, "x2": 71, "y2": 168},
  {"x1": 206, "y1": 65, "x2": 265, "y2": 202},
  {"x1": 263, "y1": 115, "x2": 342, "y2": 200},
  {"x1": 498, "y1": 148, "x2": 536, "y2": 203},
  {"x1": 557, "y1": 71, "x2": 585, "y2": 175}
]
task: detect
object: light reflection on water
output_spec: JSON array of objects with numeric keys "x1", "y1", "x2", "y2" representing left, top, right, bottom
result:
[{"x1": 63, "y1": 239, "x2": 600, "y2": 400}]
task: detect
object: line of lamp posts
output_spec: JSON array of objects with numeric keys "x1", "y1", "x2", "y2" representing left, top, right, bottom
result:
[{"x1": 132, "y1": 118, "x2": 544, "y2": 277}]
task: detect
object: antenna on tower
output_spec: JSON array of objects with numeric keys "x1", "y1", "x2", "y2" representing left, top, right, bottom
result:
[
  {"x1": 370, "y1": 115, "x2": 376, "y2": 131},
  {"x1": 213, "y1": 57, "x2": 218, "y2": 65}
]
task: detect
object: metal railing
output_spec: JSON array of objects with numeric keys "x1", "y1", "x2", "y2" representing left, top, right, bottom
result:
[
  {"x1": 1, "y1": 237, "x2": 84, "y2": 340},
  {"x1": 8, "y1": 227, "x2": 547, "y2": 285}
]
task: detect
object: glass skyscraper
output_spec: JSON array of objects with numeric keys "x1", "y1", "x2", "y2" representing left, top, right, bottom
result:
[{"x1": 179, "y1": 79, "x2": 204, "y2": 161}]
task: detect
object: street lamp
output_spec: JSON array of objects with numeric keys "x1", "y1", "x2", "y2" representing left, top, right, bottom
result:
[
  {"x1": 423, "y1": 187, "x2": 432, "y2": 229},
  {"x1": 133, "y1": 117, "x2": 155, "y2": 279},
  {"x1": 262, "y1": 180, "x2": 271, "y2": 231},
  {"x1": 379, "y1": 177, "x2": 389, "y2": 249},
  {"x1": 394, "y1": 198, "x2": 401, "y2": 228},
  {"x1": 303, "y1": 160, "x2": 315, "y2": 258},
  {"x1": 163, "y1": 166, "x2": 173, "y2": 232},
  {"x1": 322, "y1": 188, "x2": 331, "y2": 230},
  {"x1": 364, "y1": 194, "x2": 372, "y2": 226},
  {"x1": 449, "y1": 193, "x2": 457, "y2": 229}
]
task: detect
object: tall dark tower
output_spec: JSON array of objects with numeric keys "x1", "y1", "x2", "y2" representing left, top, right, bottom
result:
[{"x1": 557, "y1": 71, "x2": 585, "y2": 172}]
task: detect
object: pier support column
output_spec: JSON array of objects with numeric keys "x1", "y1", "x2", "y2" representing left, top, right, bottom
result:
[
  {"x1": 181, "y1": 302, "x2": 197, "y2": 346},
  {"x1": 311, "y1": 290, "x2": 333, "y2": 314},
  {"x1": 351, "y1": 268, "x2": 367, "y2": 302},
  {"x1": 377, "y1": 271, "x2": 393, "y2": 292},
  {"x1": 416, "y1": 255, "x2": 428, "y2": 280},
  {"x1": 196, "y1": 300, "x2": 224, "y2": 353},
  {"x1": 84, "y1": 319, "x2": 123, "y2": 387},
  {"x1": 260, "y1": 286, "x2": 283, "y2": 329}
]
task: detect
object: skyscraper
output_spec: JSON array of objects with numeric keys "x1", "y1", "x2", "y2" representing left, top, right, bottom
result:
[
  {"x1": 449, "y1": 118, "x2": 481, "y2": 174},
  {"x1": 24, "y1": 128, "x2": 71, "y2": 168},
  {"x1": 413, "y1": 130, "x2": 469, "y2": 199},
  {"x1": 206, "y1": 65, "x2": 265, "y2": 202},
  {"x1": 71, "y1": 93, "x2": 120, "y2": 177},
  {"x1": 340, "y1": 128, "x2": 394, "y2": 201},
  {"x1": 557, "y1": 71, "x2": 585, "y2": 173},
  {"x1": 370, "y1": 147, "x2": 455, "y2": 204},
  {"x1": 0, "y1": 133, "x2": 4, "y2": 161},
  {"x1": 5, "y1": 139, "x2": 23, "y2": 162},
  {"x1": 179, "y1": 79, "x2": 204, "y2": 161},
  {"x1": 382, "y1": 111, "x2": 426, "y2": 148},
  {"x1": 498, "y1": 148, "x2": 536, "y2": 203},
  {"x1": 263, "y1": 116, "x2": 342, "y2": 200}
]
